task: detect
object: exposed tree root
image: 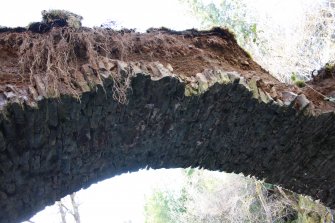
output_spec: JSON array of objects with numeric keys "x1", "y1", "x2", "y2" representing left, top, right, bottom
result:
[{"x1": 18, "y1": 27, "x2": 135, "y2": 103}]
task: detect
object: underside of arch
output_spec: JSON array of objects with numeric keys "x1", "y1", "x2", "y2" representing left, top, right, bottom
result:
[{"x1": 0, "y1": 27, "x2": 334, "y2": 223}]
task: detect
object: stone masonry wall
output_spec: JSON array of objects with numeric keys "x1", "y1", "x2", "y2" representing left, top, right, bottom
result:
[{"x1": 0, "y1": 69, "x2": 334, "y2": 222}]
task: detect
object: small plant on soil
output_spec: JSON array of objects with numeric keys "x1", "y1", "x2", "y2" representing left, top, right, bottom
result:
[
  {"x1": 42, "y1": 9, "x2": 83, "y2": 29},
  {"x1": 291, "y1": 72, "x2": 306, "y2": 88}
]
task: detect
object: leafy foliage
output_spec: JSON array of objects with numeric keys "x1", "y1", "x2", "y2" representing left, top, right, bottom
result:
[
  {"x1": 291, "y1": 73, "x2": 306, "y2": 88},
  {"x1": 144, "y1": 189, "x2": 187, "y2": 223},
  {"x1": 41, "y1": 9, "x2": 83, "y2": 29},
  {"x1": 180, "y1": 0, "x2": 259, "y2": 46},
  {"x1": 144, "y1": 169, "x2": 334, "y2": 223},
  {"x1": 181, "y1": 0, "x2": 335, "y2": 83}
]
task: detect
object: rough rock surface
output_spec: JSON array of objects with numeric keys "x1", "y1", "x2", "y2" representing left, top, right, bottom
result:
[{"x1": 0, "y1": 27, "x2": 334, "y2": 222}]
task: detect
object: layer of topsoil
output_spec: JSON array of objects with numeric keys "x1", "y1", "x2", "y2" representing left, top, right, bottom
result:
[{"x1": 0, "y1": 26, "x2": 334, "y2": 113}]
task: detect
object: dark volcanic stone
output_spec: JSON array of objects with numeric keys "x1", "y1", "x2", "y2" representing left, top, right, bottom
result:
[
  {"x1": 0, "y1": 27, "x2": 26, "y2": 33},
  {"x1": 27, "y1": 19, "x2": 71, "y2": 34},
  {"x1": 28, "y1": 22, "x2": 51, "y2": 34},
  {"x1": 0, "y1": 74, "x2": 334, "y2": 223}
]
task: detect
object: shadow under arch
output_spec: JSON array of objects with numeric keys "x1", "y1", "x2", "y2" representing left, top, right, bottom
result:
[{"x1": 0, "y1": 74, "x2": 334, "y2": 223}]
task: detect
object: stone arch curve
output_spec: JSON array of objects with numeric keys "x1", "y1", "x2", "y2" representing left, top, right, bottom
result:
[
  {"x1": 0, "y1": 27, "x2": 334, "y2": 223},
  {"x1": 1, "y1": 73, "x2": 334, "y2": 222}
]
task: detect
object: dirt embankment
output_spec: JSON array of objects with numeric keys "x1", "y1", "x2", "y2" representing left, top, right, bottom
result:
[{"x1": 0, "y1": 26, "x2": 334, "y2": 113}]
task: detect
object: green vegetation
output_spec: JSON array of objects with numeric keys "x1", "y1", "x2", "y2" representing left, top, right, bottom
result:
[
  {"x1": 181, "y1": 0, "x2": 335, "y2": 83},
  {"x1": 324, "y1": 62, "x2": 335, "y2": 77},
  {"x1": 145, "y1": 189, "x2": 188, "y2": 223},
  {"x1": 291, "y1": 73, "x2": 306, "y2": 88},
  {"x1": 42, "y1": 9, "x2": 83, "y2": 28},
  {"x1": 179, "y1": 0, "x2": 259, "y2": 47},
  {"x1": 144, "y1": 169, "x2": 333, "y2": 223}
]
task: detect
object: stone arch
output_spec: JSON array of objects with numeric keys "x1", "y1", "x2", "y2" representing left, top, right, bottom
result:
[
  {"x1": 0, "y1": 27, "x2": 334, "y2": 223},
  {"x1": 0, "y1": 73, "x2": 334, "y2": 223}
]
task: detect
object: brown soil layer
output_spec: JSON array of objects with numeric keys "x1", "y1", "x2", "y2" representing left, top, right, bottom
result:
[{"x1": 0, "y1": 26, "x2": 334, "y2": 113}]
